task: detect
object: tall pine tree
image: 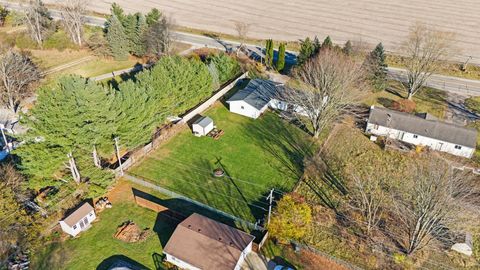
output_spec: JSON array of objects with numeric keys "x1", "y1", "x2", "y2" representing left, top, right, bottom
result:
[
  {"x1": 132, "y1": 13, "x2": 148, "y2": 56},
  {"x1": 343, "y1": 40, "x2": 353, "y2": 56},
  {"x1": 364, "y1": 43, "x2": 388, "y2": 92},
  {"x1": 146, "y1": 8, "x2": 161, "y2": 26},
  {"x1": 322, "y1": 36, "x2": 333, "y2": 50},
  {"x1": 106, "y1": 14, "x2": 129, "y2": 60},
  {"x1": 298, "y1": 37, "x2": 315, "y2": 66},
  {"x1": 276, "y1": 42, "x2": 286, "y2": 72},
  {"x1": 265, "y1": 39, "x2": 274, "y2": 67}
]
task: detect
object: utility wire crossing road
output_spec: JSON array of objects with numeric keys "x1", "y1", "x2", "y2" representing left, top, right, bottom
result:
[{"x1": 2, "y1": 0, "x2": 480, "y2": 96}]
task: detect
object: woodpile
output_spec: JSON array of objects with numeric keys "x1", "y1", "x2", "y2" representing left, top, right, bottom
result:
[{"x1": 114, "y1": 221, "x2": 151, "y2": 243}]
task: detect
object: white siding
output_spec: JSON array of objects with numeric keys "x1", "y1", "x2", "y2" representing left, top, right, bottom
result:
[
  {"x1": 366, "y1": 123, "x2": 475, "y2": 158},
  {"x1": 165, "y1": 253, "x2": 201, "y2": 270},
  {"x1": 234, "y1": 241, "x2": 253, "y2": 270},
  {"x1": 59, "y1": 210, "x2": 97, "y2": 237},
  {"x1": 192, "y1": 122, "x2": 214, "y2": 136},
  {"x1": 228, "y1": 101, "x2": 266, "y2": 119}
]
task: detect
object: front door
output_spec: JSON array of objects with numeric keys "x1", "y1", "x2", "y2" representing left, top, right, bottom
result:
[{"x1": 79, "y1": 220, "x2": 85, "y2": 230}]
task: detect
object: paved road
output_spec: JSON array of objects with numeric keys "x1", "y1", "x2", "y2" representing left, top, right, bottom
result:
[{"x1": 3, "y1": 1, "x2": 480, "y2": 96}]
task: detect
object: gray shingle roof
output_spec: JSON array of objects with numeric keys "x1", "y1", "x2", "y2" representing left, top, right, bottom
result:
[
  {"x1": 227, "y1": 79, "x2": 283, "y2": 110},
  {"x1": 193, "y1": 116, "x2": 213, "y2": 128},
  {"x1": 368, "y1": 106, "x2": 478, "y2": 148}
]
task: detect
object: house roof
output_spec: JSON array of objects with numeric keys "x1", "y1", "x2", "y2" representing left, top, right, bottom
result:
[
  {"x1": 193, "y1": 116, "x2": 213, "y2": 128},
  {"x1": 227, "y1": 79, "x2": 284, "y2": 110},
  {"x1": 163, "y1": 213, "x2": 255, "y2": 270},
  {"x1": 62, "y1": 202, "x2": 94, "y2": 227},
  {"x1": 368, "y1": 106, "x2": 478, "y2": 148}
]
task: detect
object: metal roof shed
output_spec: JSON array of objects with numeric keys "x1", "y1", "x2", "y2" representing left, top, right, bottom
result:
[{"x1": 192, "y1": 116, "x2": 214, "y2": 137}]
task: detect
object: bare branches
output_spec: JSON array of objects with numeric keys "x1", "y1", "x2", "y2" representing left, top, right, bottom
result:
[
  {"x1": 24, "y1": 0, "x2": 53, "y2": 48},
  {"x1": 0, "y1": 50, "x2": 42, "y2": 113},
  {"x1": 283, "y1": 49, "x2": 365, "y2": 138},
  {"x1": 144, "y1": 14, "x2": 174, "y2": 59},
  {"x1": 233, "y1": 21, "x2": 249, "y2": 56},
  {"x1": 391, "y1": 162, "x2": 480, "y2": 255},
  {"x1": 402, "y1": 23, "x2": 454, "y2": 99},
  {"x1": 59, "y1": 0, "x2": 87, "y2": 46}
]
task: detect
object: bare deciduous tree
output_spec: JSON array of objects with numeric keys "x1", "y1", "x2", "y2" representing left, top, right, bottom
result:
[
  {"x1": 233, "y1": 21, "x2": 249, "y2": 56},
  {"x1": 59, "y1": 0, "x2": 87, "y2": 46},
  {"x1": 348, "y1": 174, "x2": 387, "y2": 235},
  {"x1": 0, "y1": 50, "x2": 42, "y2": 113},
  {"x1": 24, "y1": 0, "x2": 53, "y2": 48},
  {"x1": 402, "y1": 23, "x2": 454, "y2": 99},
  {"x1": 283, "y1": 49, "x2": 365, "y2": 138},
  {"x1": 144, "y1": 15, "x2": 174, "y2": 59},
  {"x1": 391, "y1": 163, "x2": 480, "y2": 255}
]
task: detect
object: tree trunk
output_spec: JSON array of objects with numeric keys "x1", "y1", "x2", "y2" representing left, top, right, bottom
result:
[
  {"x1": 92, "y1": 145, "x2": 101, "y2": 168},
  {"x1": 67, "y1": 152, "x2": 81, "y2": 183}
]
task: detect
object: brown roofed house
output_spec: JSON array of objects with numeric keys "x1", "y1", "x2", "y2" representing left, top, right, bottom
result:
[
  {"x1": 59, "y1": 202, "x2": 96, "y2": 237},
  {"x1": 163, "y1": 213, "x2": 255, "y2": 270}
]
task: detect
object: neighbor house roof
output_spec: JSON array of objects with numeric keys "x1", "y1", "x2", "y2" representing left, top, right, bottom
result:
[
  {"x1": 227, "y1": 79, "x2": 284, "y2": 110},
  {"x1": 193, "y1": 116, "x2": 213, "y2": 128},
  {"x1": 163, "y1": 213, "x2": 255, "y2": 270},
  {"x1": 62, "y1": 202, "x2": 94, "y2": 227},
  {"x1": 368, "y1": 106, "x2": 478, "y2": 148}
]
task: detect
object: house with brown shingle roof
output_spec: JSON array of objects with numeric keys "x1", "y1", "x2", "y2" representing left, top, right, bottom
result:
[
  {"x1": 163, "y1": 213, "x2": 255, "y2": 270},
  {"x1": 59, "y1": 202, "x2": 96, "y2": 237}
]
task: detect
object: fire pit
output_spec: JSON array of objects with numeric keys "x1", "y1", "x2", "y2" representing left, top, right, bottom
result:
[{"x1": 213, "y1": 168, "x2": 225, "y2": 177}]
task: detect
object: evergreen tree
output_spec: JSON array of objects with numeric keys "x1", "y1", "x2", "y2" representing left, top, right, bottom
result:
[
  {"x1": 110, "y1": 3, "x2": 125, "y2": 23},
  {"x1": 122, "y1": 13, "x2": 138, "y2": 52},
  {"x1": 313, "y1": 36, "x2": 321, "y2": 54},
  {"x1": 322, "y1": 36, "x2": 333, "y2": 50},
  {"x1": 146, "y1": 8, "x2": 161, "y2": 26},
  {"x1": 132, "y1": 13, "x2": 148, "y2": 56},
  {"x1": 105, "y1": 14, "x2": 129, "y2": 60},
  {"x1": 297, "y1": 37, "x2": 315, "y2": 66},
  {"x1": 265, "y1": 39, "x2": 274, "y2": 67},
  {"x1": 343, "y1": 40, "x2": 353, "y2": 56},
  {"x1": 364, "y1": 43, "x2": 388, "y2": 92},
  {"x1": 276, "y1": 42, "x2": 286, "y2": 72}
]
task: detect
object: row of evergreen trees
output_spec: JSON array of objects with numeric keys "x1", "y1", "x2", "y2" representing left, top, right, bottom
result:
[
  {"x1": 265, "y1": 39, "x2": 287, "y2": 72},
  {"x1": 104, "y1": 4, "x2": 163, "y2": 60},
  {"x1": 297, "y1": 35, "x2": 387, "y2": 92},
  {"x1": 14, "y1": 54, "x2": 240, "y2": 197}
]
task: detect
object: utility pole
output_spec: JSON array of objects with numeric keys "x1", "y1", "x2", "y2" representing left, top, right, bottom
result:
[
  {"x1": 266, "y1": 188, "x2": 274, "y2": 226},
  {"x1": 114, "y1": 137, "x2": 124, "y2": 176},
  {"x1": 0, "y1": 124, "x2": 8, "y2": 151}
]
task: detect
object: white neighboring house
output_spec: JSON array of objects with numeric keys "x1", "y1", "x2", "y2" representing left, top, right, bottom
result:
[
  {"x1": 227, "y1": 79, "x2": 307, "y2": 119},
  {"x1": 59, "y1": 202, "x2": 96, "y2": 237},
  {"x1": 366, "y1": 106, "x2": 478, "y2": 158},
  {"x1": 192, "y1": 116, "x2": 214, "y2": 137},
  {"x1": 163, "y1": 213, "x2": 255, "y2": 270}
]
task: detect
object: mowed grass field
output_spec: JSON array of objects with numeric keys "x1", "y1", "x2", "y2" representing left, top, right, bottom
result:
[
  {"x1": 32, "y1": 181, "x2": 176, "y2": 270},
  {"x1": 130, "y1": 102, "x2": 315, "y2": 222}
]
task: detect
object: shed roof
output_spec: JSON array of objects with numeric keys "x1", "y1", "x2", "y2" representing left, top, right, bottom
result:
[
  {"x1": 193, "y1": 116, "x2": 213, "y2": 128},
  {"x1": 368, "y1": 106, "x2": 478, "y2": 148},
  {"x1": 227, "y1": 79, "x2": 284, "y2": 110},
  {"x1": 62, "y1": 202, "x2": 94, "y2": 227},
  {"x1": 163, "y1": 213, "x2": 255, "y2": 270}
]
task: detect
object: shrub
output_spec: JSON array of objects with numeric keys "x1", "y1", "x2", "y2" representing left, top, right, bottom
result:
[
  {"x1": 14, "y1": 34, "x2": 39, "y2": 49},
  {"x1": 43, "y1": 30, "x2": 77, "y2": 51},
  {"x1": 206, "y1": 53, "x2": 240, "y2": 83},
  {"x1": 391, "y1": 99, "x2": 416, "y2": 113}
]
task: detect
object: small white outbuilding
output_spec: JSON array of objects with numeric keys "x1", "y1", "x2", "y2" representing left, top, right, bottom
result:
[
  {"x1": 59, "y1": 202, "x2": 96, "y2": 237},
  {"x1": 192, "y1": 116, "x2": 214, "y2": 137},
  {"x1": 451, "y1": 232, "x2": 474, "y2": 256}
]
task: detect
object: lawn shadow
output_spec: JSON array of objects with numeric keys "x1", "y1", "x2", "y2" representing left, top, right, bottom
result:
[
  {"x1": 241, "y1": 114, "x2": 315, "y2": 186},
  {"x1": 96, "y1": 254, "x2": 149, "y2": 270},
  {"x1": 377, "y1": 97, "x2": 395, "y2": 108}
]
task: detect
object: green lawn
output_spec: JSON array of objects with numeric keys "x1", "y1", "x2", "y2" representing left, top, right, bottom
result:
[
  {"x1": 362, "y1": 81, "x2": 448, "y2": 119},
  {"x1": 32, "y1": 200, "x2": 174, "y2": 270},
  {"x1": 58, "y1": 57, "x2": 141, "y2": 78},
  {"x1": 130, "y1": 102, "x2": 315, "y2": 222}
]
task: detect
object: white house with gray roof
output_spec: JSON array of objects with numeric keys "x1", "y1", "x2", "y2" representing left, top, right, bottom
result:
[
  {"x1": 366, "y1": 106, "x2": 478, "y2": 158},
  {"x1": 226, "y1": 79, "x2": 283, "y2": 119}
]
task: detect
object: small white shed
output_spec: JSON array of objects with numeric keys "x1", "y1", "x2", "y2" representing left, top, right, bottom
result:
[
  {"x1": 59, "y1": 202, "x2": 96, "y2": 237},
  {"x1": 192, "y1": 116, "x2": 214, "y2": 137},
  {"x1": 451, "y1": 233, "x2": 474, "y2": 256}
]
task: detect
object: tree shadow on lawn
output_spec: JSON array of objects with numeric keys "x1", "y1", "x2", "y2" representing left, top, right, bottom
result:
[
  {"x1": 96, "y1": 254, "x2": 149, "y2": 270},
  {"x1": 241, "y1": 114, "x2": 315, "y2": 187}
]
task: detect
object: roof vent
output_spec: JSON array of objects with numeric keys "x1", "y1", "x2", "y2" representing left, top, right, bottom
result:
[
  {"x1": 187, "y1": 225, "x2": 192, "y2": 228},
  {"x1": 198, "y1": 229, "x2": 201, "y2": 232},
  {"x1": 218, "y1": 237, "x2": 222, "y2": 241},
  {"x1": 229, "y1": 242, "x2": 234, "y2": 246}
]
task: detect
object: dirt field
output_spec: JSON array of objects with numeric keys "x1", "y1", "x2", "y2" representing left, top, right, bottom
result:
[{"x1": 57, "y1": 0, "x2": 480, "y2": 63}]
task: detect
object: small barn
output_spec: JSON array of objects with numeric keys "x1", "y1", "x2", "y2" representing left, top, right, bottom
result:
[
  {"x1": 192, "y1": 116, "x2": 214, "y2": 137},
  {"x1": 59, "y1": 202, "x2": 96, "y2": 237},
  {"x1": 163, "y1": 213, "x2": 255, "y2": 270}
]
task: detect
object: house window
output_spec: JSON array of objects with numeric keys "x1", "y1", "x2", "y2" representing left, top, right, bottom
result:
[
  {"x1": 373, "y1": 124, "x2": 379, "y2": 130},
  {"x1": 241, "y1": 106, "x2": 244, "y2": 110},
  {"x1": 455, "y1": 145, "x2": 462, "y2": 150},
  {"x1": 89, "y1": 213, "x2": 93, "y2": 216},
  {"x1": 73, "y1": 225, "x2": 77, "y2": 230},
  {"x1": 413, "y1": 135, "x2": 418, "y2": 139}
]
